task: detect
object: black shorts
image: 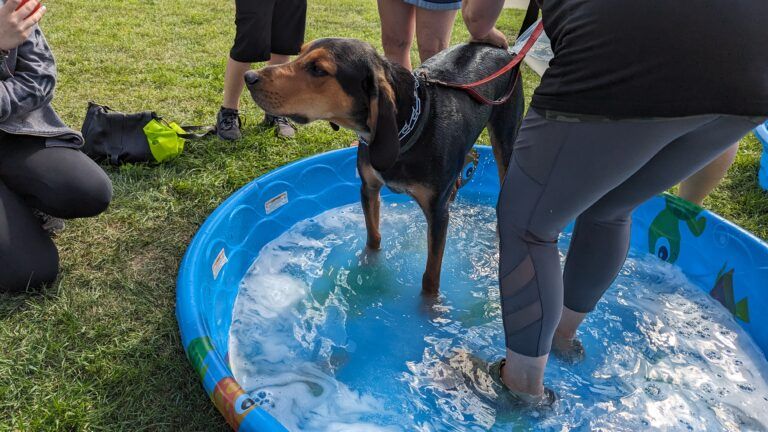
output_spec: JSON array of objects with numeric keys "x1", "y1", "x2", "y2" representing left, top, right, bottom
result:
[{"x1": 230, "y1": 0, "x2": 307, "y2": 63}]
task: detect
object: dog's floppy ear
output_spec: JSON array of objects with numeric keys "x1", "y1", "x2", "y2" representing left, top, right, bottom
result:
[{"x1": 366, "y1": 68, "x2": 399, "y2": 172}]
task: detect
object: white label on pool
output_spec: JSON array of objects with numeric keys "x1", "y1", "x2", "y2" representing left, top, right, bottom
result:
[
  {"x1": 265, "y1": 192, "x2": 289, "y2": 214},
  {"x1": 212, "y1": 248, "x2": 228, "y2": 280}
]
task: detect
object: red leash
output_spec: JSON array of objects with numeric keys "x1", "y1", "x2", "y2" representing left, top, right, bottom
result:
[{"x1": 422, "y1": 21, "x2": 545, "y2": 106}]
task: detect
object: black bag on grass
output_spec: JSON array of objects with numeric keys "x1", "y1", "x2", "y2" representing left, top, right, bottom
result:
[{"x1": 81, "y1": 102, "x2": 212, "y2": 165}]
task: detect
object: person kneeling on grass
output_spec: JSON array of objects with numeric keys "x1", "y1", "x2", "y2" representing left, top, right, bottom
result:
[{"x1": 0, "y1": 0, "x2": 112, "y2": 293}]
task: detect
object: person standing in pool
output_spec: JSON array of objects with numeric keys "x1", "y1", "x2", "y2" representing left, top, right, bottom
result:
[
  {"x1": 0, "y1": 0, "x2": 113, "y2": 293},
  {"x1": 216, "y1": 0, "x2": 307, "y2": 140},
  {"x1": 462, "y1": 0, "x2": 768, "y2": 404}
]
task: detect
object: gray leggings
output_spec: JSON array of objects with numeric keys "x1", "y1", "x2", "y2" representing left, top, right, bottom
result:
[{"x1": 497, "y1": 109, "x2": 764, "y2": 358}]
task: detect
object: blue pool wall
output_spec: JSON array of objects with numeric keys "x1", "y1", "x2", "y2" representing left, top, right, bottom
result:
[
  {"x1": 177, "y1": 146, "x2": 768, "y2": 432},
  {"x1": 756, "y1": 122, "x2": 768, "y2": 191}
]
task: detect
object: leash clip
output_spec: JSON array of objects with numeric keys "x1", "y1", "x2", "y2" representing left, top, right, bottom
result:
[{"x1": 417, "y1": 71, "x2": 435, "y2": 87}]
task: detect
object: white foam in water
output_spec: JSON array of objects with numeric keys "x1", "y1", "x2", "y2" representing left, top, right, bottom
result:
[{"x1": 229, "y1": 201, "x2": 768, "y2": 431}]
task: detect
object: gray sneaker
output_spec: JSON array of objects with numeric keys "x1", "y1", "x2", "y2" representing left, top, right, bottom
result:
[
  {"x1": 216, "y1": 107, "x2": 242, "y2": 141},
  {"x1": 263, "y1": 114, "x2": 296, "y2": 138},
  {"x1": 33, "y1": 209, "x2": 65, "y2": 237}
]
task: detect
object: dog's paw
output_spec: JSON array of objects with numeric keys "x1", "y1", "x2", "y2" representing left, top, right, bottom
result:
[
  {"x1": 365, "y1": 236, "x2": 381, "y2": 251},
  {"x1": 421, "y1": 274, "x2": 441, "y2": 295}
]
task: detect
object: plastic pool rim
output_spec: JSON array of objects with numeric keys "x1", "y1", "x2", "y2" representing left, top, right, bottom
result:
[{"x1": 177, "y1": 146, "x2": 768, "y2": 432}]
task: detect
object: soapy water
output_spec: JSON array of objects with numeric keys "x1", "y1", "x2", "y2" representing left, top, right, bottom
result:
[{"x1": 229, "y1": 200, "x2": 768, "y2": 431}]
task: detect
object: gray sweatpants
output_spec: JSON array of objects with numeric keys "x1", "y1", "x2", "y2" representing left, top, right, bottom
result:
[{"x1": 497, "y1": 109, "x2": 764, "y2": 358}]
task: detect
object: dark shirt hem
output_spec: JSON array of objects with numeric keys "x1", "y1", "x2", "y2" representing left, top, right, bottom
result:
[{"x1": 531, "y1": 95, "x2": 768, "y2": 119}]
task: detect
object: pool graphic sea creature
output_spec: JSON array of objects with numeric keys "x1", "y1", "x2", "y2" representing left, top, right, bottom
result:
[
  {"x1": 710, "y1": 265, "x2": 750, "y2": 323},
  {"x1": 648, "y1": 194, "x2": 707, "y2": 264}
]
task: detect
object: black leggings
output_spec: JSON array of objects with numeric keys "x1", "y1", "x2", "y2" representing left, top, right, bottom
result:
[
  {"x1": 497, "y1": 110, "x2": 764, "y2": 358},
  {"x1": 0, "y1": 135, "x2": 112, "y2": 293}
]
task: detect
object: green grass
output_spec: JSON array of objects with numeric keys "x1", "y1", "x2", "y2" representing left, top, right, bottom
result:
[{"x1": 0, "y1": 1, "x2": 766, "y2": 430}]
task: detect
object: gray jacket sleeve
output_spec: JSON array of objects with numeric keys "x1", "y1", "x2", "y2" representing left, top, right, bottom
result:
[{"x1": 0, "y1": 27, "x2": 56, "y2": 122}]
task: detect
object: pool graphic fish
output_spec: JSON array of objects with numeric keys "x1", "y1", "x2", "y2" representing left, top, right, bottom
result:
[{"x1": 710, "y1": 265, "x2": 750, "y2": 323}]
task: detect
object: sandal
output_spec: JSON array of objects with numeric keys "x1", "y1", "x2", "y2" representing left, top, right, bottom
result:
[{"x1": 488, "y1": 359, "x2": 557, "y2": 408}]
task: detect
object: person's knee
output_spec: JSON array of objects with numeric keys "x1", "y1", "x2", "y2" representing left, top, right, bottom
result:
[
  {"x1": 54, "y1": 171, "x2": 113, "y2": 219},
  {"x1": 381, "y1": 32, "x2": 411, "y2": 56},
  {"x1": 416, "y1": 38, "x2": 449, "y2": 61},
  {"x1": 79, "y1": 174, "x2": 113, "y2": 217},
  {"x1": 498, "y1": 218, "x2": 559, "y2": 251},
  {"x1": 579, "y1": 205, "x2": 632, "y2": 228},
  {"x1": 0, "y1": 245, "x2": 59, "y2": 294}
]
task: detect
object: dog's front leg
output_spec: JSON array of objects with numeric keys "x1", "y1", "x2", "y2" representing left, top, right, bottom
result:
[
  {"x1": 360, "y1": 182, "x2": 383, "y2": 250},
  {"x1": 422, "y1": 200, "x2": 450, "y2": 295}
]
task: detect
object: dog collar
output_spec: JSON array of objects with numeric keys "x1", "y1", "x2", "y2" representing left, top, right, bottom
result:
[{"x1": 358, "y1": 73, "x2": 428, "y2": 156}]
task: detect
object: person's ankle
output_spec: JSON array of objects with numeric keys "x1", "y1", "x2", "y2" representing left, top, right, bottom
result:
[
  {"x1": 500, "y1": 362, "x2": 544, "y2": 396},
  {"x1": 554, "y1": 327, "x2": 576, "y2": 343}
]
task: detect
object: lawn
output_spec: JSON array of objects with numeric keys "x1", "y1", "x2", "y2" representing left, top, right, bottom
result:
[{"x1": 0, "y1": 0, "x2": 766, "y2": 430}]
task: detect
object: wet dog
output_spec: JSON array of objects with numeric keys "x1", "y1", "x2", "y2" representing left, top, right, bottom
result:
[{"x1": 245, "y1": 38, "x2": 524, "y2": 294}]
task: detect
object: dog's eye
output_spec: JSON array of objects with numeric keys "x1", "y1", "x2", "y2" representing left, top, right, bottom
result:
[{"x1": 308, "y1": 62, "x2": 328, "y2": 77}]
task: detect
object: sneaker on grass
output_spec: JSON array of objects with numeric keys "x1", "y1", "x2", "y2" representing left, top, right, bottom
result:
[
  {"x1": 33, "y1": 209, "x2": 65, "y2": 237},
  {"x1": 216, "y1": 107, "x2": 243, "y2": 141},
  {"x1": 263, "y1": 114, "x2": 297, "y2": 139}
]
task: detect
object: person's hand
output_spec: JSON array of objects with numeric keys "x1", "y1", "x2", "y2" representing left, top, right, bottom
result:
[
  {"x1": 0, "y1": 0, "x2": 47, "y2": 51},
  {"x1": 470, "y1": 27, "x2": 508, "y2": 50}
]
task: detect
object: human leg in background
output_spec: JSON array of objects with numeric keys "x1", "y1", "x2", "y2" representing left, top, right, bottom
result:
[
  {"x1": 678, "y1": 142, "x2": 739, "y2": 206},
  {"x1": 218, "y1": 0, "x2": 272, "y2": 140},
  {"x1": 219, "y1": 0, "x2": 306, "y2": 139},
  {"x1": 222, "y1": 57, "x2": 252, "y2": 112},
  {"x1": 0, "y1": 136, "x2": 112, "y2": 293},
  {"x1": 261, "y1": 0, "x2": 307, "y2": 138},
  {"x1": 377, "y1": 0, "x2": 416, "y2": 70},
  {"x1": 415, "y1": 6, "x2": 458, "y2": 62},
  {"x1": 497, "y1": 111, "x2": 760, "y2": 399}
]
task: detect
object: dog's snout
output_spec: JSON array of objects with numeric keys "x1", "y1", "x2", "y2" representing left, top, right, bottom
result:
[{"x1": 244, "y1": 71, "x2": 260, "y2": 86}]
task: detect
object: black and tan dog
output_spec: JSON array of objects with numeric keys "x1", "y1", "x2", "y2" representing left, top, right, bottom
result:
[{"x1": 245, "y1": 38, "x2": 524, "y2": 294}]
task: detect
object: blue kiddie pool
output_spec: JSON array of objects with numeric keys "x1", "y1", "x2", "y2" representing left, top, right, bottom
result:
[
  {"x1": 177, "y1": 146, "x2": 768, "y2": 431},
  {"x1": 756, "y1": 122, "x2": 768, "y2": 191}
]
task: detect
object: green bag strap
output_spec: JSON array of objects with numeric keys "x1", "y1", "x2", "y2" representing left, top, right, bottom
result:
[
  {"x1": 176, "y1": 125, "x2": 215, "y2": 140},
  {"x1": 153, "y1": 117, "x2": 213, "y2": 140}
]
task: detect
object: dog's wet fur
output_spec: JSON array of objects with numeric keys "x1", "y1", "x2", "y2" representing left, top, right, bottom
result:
[{"x1": 246, "y1": 38, "x2": 524, "y2": 294}]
